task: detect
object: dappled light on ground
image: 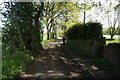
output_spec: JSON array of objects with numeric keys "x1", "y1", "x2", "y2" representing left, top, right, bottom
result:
[
  {"x1": 70, "y1": 72, "x2": 81, "y2": 77},
  {"x1": 91, "y1": 65, "x2": 98, "y2": 70},
  {"x1": 18, "y1": 41, "x2": 116, "y2": 79},
  {"x1": 20, "y1": 71, "x2": 66, "y2": 78},
  {"x1": 19, "y1": 41, "x2": 73, "y2": 78}
]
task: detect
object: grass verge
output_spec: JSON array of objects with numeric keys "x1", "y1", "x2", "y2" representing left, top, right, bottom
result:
[
  {"x1": 2, "y1": 51, "x2": 33, "y2": 79},
  {"x1": 106, "y1": 40, "x2": 120, "y2": 44},
  {"x1": 42, "y1": 38, "x2": 60, "y2": 46}
]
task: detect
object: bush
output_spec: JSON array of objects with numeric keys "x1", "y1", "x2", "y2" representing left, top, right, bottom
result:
[
  {"x1": 2, "y1": 51, "x2": 33, "y2": 79},
  {"x1": 2, "y1": 43, "x2": 17, "y2": 58},
  {"x1": 65, "y1": 23, "x2": 86, "y2": 39},
  {"x1": 65, "y1": 22, "x2": 103, "y2": 40},
  {"x1": 86, "y1": 22, "x2": 103, "y2": 39}
]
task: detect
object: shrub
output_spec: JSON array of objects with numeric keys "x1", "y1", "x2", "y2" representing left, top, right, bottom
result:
[
  {"x1": 2, "y1": 51, "x2": 32, "y2": 79},
  {"x1": 86, "y1": 22, "x2": 103, "y2": 39},
  {"x1": 65, "y1": 22, "x2": 103, "y2": 40},
  {"x1": 65, "y1": 23, "x2": 86, "y2": 39},
  {"x1": 2, "y1": 43, "x2": 17, "y2": 58}
]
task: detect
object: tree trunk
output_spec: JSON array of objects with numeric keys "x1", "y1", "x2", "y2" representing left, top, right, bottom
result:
[
  {"x1": 31, "y1": 3, "x2": 44, "y2": 51},
  {"x1": 13, "y1": 7, "x2": 25, "y2": 50},
  {"x1": 47, "y1": 31, "x2": 50, "y2": 40},
  {"x1": 83, "y1": 11, "x2": 86, "y2": 24},
  {"x1": 110, "y1": 34, "x2": 114, "y2": 40}
]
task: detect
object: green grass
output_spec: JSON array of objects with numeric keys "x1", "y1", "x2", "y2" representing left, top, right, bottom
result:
[
  {"x1": 42, "y1": 38, "x2": 60, "y2": 46},
  {"x1": 103, "y1": 35, "x2": 120, "y2": 44},
  {"x1": 106, "y1": 40, "x2": 120, "y2": 44},
  {"x1": 2, "y1": 43, "x2": 33, "y2": 79},
  {"x1": 2, "y1": 51, "x2": 33, "y2": 79}
]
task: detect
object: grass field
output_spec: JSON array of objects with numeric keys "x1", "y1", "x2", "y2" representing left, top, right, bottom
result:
[
  {"x1": 106, "y1": 40, "x2": 120, "y2": 44},
  {"x1": 103, "y1": 35, "x2": 120, "y2": 44}
]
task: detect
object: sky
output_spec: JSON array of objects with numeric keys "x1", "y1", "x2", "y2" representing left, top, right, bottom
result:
[
  {"x1": 81, "y1": 0, "x2": 119, "y2": 28},
  {"x1": 0, "y1": 15, "x2": 4, "y2": 29},
  {"x1": 0, "y1": 22, "x2": 3, "y2": 28},
  {"x1": 0, "y1": 2, "x2": 4, "y2": 29}
]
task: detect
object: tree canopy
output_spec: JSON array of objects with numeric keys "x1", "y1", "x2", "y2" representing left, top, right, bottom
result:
[{"x1": 2, "y1": 2, "x2": 44, "y2": 51}]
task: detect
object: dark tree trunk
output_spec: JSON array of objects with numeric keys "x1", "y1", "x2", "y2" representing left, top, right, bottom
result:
[
  {"x1": 110, "y1": 34, "x2": 114, "y2": 40},
  {"x1": 47, "y1": 31, "x2": 50, "y2": 40},
  {"x1": 83, "y1": 11, "x2": 86, "y2": 24},
  {"x1": 31, "y1": 3, "x2": 44, "y2": 51},
  {"x1": 12, "y1": 6, "x2": 25, "y2": 50}
]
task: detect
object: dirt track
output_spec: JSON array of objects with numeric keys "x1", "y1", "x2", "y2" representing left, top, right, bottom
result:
[{"x1": 16, "y1": 40, "x2": 118, "y2": 80}]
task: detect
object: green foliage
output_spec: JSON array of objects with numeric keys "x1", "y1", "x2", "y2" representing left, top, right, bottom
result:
[
  {"x1": 43, "y1": 2, "x2": 80, "y2": 40},
  {"x1": 79, "y1": 2, "x2": 92, "y2": 12},
  {"x1": 58, "y1": 2, "x2": 81, "y2": 28},
  {"x1": 2, "y1": 2, "x2": 44, "y2": 51},
  {"x1": 2, "y1": 38, "x2": 33, "y2": 79},
  {"x1": 2, "y1": 51, "x2": 33, "y2": 79},
  {"x1": 2, "y1": 43, "x2": 16, "y2": 58},
  {"x1": 86, "y1": 22, "x2": 103, "y2": 39},
  {"x1": 106, "y1": 40, "x2": 120, "y2": 44},
  {"x1": 65, "y1": 23, "x2": 87, "y2": 39},
  {"x1": 65, "y1": 22, "x2": 103, "y2": 39}
]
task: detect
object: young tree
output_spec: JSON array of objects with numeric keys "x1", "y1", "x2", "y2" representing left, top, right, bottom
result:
[
  {"x1": 105, "y1": 1, "x2": 120, "y2": 40},
  {"x1": 76, "y1": 0, "x2": 97, "y2": 24},
  {"x1": 43, "y1": 2, "x2": 59, "y2": 40},
  {"x1": 108, "y1": 13, "x2": 119, "y2": 40}
]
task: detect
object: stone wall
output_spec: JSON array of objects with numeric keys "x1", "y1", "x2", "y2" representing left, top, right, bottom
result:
[
  {"x1": 67, "y1": 39, "x2": 120, "y2": 65},
  {"x1": 103, "y1": 43, "x2": 120, "y2": 64},
  {"x1": 67, "y1": 38, "x2": 106, "y2": 57}
]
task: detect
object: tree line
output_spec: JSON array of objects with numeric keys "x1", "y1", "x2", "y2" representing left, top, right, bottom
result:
[
  {"x1": 1, "y1": 2, "x2": 80, "y2": 52},
  {"x1": 1, "y1": 1, "x2": 120, "y2": 52}
]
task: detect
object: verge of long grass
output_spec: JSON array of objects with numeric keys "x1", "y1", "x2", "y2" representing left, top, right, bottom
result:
[{"x1": 2, "y1": 51, "x2": 33, "y2": 79}]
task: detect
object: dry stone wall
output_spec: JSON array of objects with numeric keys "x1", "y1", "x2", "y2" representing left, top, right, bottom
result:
[
  {"x1": 67, "y1": 38, "x2": 120, "y2": 65},
  {"x1": 103, "y1": 43, "x2": 120, "y2": 64},
  {"x1": 67, "y1": 38, "x2": 106, "y2": 57}
]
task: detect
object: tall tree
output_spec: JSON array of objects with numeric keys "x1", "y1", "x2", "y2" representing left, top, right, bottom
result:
[
  {"x1": 43, "y1": 2, "x2": 81, "y2": 40},
  {"x1": 2, "y1": 2, "x2": 44, "y2": 51},
  {"x1": 76, "y1": 0, "x2": 95, "y2": 24},
  {"x1": 43, "y1": 2, "x2": 63, "y2": 40},
  {"x1": 105, "y1": 0, "x2": 120, "y2": 39}
]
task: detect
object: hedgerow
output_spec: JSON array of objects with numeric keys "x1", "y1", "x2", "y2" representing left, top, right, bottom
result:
[{"x1": 65, "y1": 22, "x2": 103, "y2": 40}]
